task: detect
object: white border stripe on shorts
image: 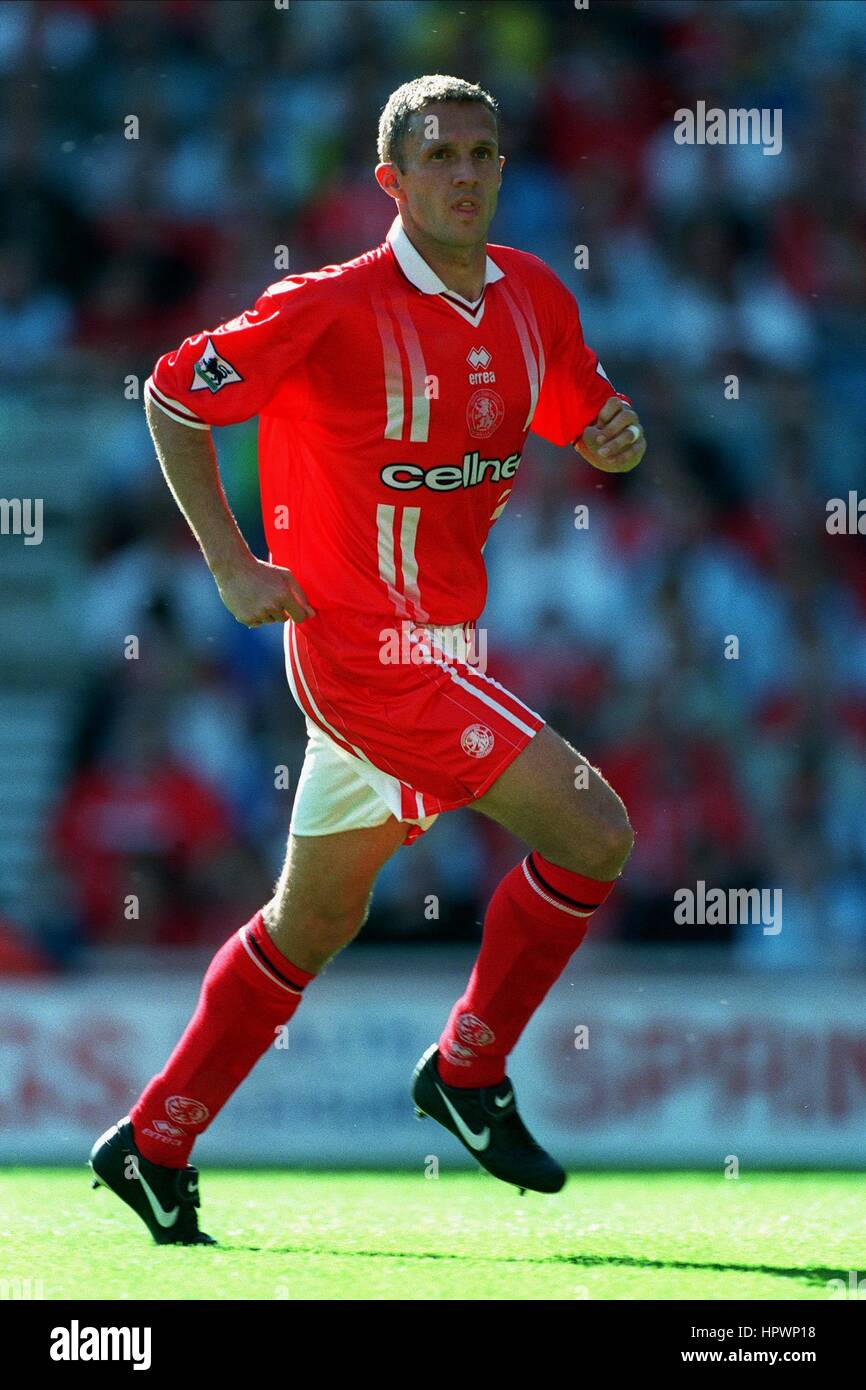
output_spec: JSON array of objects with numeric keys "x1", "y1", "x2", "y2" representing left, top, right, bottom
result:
[
  {"x1": 427, "y1": 653, "x2": 539, "y2": 737},
  {"x1": 283, "y1": 623, "x2": 358, "y2": 760},
  {"x1": 417, "y1": 629, "x2": 545, "y2": 732},
  {"x1": 460, "y1": 661, "x2": 545, "y2": 726},
  {"x1": 286, "y1": 623, "x2": 429, "y2": 825},
  {"x1": 287, "y1": 624, "x2": 372, "y2": 763}
]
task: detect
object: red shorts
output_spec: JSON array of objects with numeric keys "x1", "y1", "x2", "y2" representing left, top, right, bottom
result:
[{"x1": 283, "y1": 608, "x2": 545, "y2": 841}]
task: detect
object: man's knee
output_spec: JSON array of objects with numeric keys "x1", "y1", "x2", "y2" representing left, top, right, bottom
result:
[
  {"x1": 262, "y1": 892, "x2": 370, "y2": 943},
  {"x1": 595, "y1": 801, "x2": 635, "y2": 873},
  {"x1": 554, "y1": 791, "x2": 635, "y2": 880}
]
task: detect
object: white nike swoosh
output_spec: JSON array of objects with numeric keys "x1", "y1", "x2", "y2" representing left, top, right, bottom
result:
[
  {"x1": 494, "y1": 1092, "x2": 513, "y2": 1109},
  {"x1": 434, "y1": 1082, "x2": 491, "y2": 1151},
  {"x1": 137, "y1": 1171, "x2": 180, "y2": 1228}
]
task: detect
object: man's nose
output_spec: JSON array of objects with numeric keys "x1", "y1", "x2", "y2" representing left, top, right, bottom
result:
[{"x1": 452, "y1": 159, "x2": 478, "y2": 184}]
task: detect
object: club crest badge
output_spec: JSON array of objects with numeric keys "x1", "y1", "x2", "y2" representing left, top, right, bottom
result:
[
  {"x1": 466, "y1": 387, "x2": 504, "y2": 438},
  {"x1": 165, "y1": 1095, "x2": 210, "y2": 1125},
  {"x1": 456, "y1": 1013, "x2": 496, "y2": 1047},
  {"x1": 461, "y1": 723, "x2": 495, "y2": 758}
]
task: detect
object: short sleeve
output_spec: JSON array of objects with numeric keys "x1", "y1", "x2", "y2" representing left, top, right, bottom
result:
[
  {"x1": 530, "y1": 267, "x2": 631, "y2": 447},
  {"x1": 145, "y1": 273, "x2": 339, "y2": 430}
]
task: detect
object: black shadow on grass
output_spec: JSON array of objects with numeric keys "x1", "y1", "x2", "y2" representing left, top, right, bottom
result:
[{"x1": 219, "y1": 1243, "x2": 843, "y2": 1288}]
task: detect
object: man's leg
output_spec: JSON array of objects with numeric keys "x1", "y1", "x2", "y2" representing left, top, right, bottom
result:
[
  {"x1": 261, "y1": 819, "x2": 408, "y2": 970},
  {"x1": 435, "y1": 724, "x2": 634, "y2": 1085},
  {"x1": 129, "y1": 817, "x2": 409, "y2": 1166},
  {"x1": 471, "y1": 723, "x2": 633, "y2": 876}
]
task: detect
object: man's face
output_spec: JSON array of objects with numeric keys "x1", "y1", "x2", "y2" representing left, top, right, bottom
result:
[{"x1": 382, "y1": 102, "x2": 504, "y2": 246}]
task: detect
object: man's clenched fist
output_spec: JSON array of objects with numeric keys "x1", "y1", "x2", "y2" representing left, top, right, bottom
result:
[
  {"x1": 212, "y1": 554, "x2": 315, "y2": 627},
  {"x1": 575, "y1": 396, "x2": 646, "y2": 473}
]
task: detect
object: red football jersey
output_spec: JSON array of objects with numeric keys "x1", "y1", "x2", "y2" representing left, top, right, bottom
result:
[{"x1": 146, "y1": 216, "x2": 630, "y2": 629}]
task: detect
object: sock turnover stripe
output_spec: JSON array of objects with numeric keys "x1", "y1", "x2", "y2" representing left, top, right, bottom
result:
[
  {"x1": 240, "y1": 926, "x2": 305, "y2": 994},
  {"x1": 520, "y1": 860, "x2": 593, "y2": 918},
  {"x1": 526, "y1": 853, "x2": 603, "y2": 911}
]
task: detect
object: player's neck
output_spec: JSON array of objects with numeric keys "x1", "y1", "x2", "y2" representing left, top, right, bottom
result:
[{"x1": 401, "y1": 217, "x2": 487, "y2": 303}]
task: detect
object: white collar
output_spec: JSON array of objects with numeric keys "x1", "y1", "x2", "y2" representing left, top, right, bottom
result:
[{"x1": 386, "y1": 215, "x2": 504, "y2": 308}]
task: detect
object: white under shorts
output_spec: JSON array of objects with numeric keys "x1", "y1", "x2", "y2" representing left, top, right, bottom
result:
[{"x1": 288, "y1": 621, "x2": 479, "y2": 840}]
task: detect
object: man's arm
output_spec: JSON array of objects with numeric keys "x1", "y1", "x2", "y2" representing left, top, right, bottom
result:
[
  {"x1": 527, "y1": 260, "x2": 646, "y2": 471},
  {"x1": 145, "y1": 395, "x2": 315, "y2": 626}
]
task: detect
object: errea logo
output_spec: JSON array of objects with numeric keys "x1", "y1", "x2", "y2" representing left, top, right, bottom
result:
[
  {"x1": 140, "y1": 1118, "x2": 184, "y2": 1147},
  {"x1": 467, "y1": 345, "x2": 495, "y2": 384}
]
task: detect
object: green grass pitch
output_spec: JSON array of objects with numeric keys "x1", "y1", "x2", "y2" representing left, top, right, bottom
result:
[{"x1": 1, "y1": 1170, "x2": 862, "y2": 1300}]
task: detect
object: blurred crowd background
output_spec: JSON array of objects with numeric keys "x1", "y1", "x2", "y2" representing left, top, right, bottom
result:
[{"x1": 2, "y1": 0, "x2": 865, "y2": 973}]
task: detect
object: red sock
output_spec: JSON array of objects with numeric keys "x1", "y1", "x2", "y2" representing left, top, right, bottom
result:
[
  {"x1": 129, "y1": 911, "x2": 315, "y2": 1167},
  {"x1": 436, "y1": 852, "x2": 617, "y2": 1088}
]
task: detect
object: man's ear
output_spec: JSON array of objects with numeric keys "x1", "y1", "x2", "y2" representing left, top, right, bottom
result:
[{"x1": 374, "y1": 162, "x2": 402, "y2": 200}]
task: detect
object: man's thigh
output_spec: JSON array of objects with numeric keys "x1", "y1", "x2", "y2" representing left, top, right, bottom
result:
[{"x1": 470, "y1": 724, "x2": 633, "y2": 879}]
